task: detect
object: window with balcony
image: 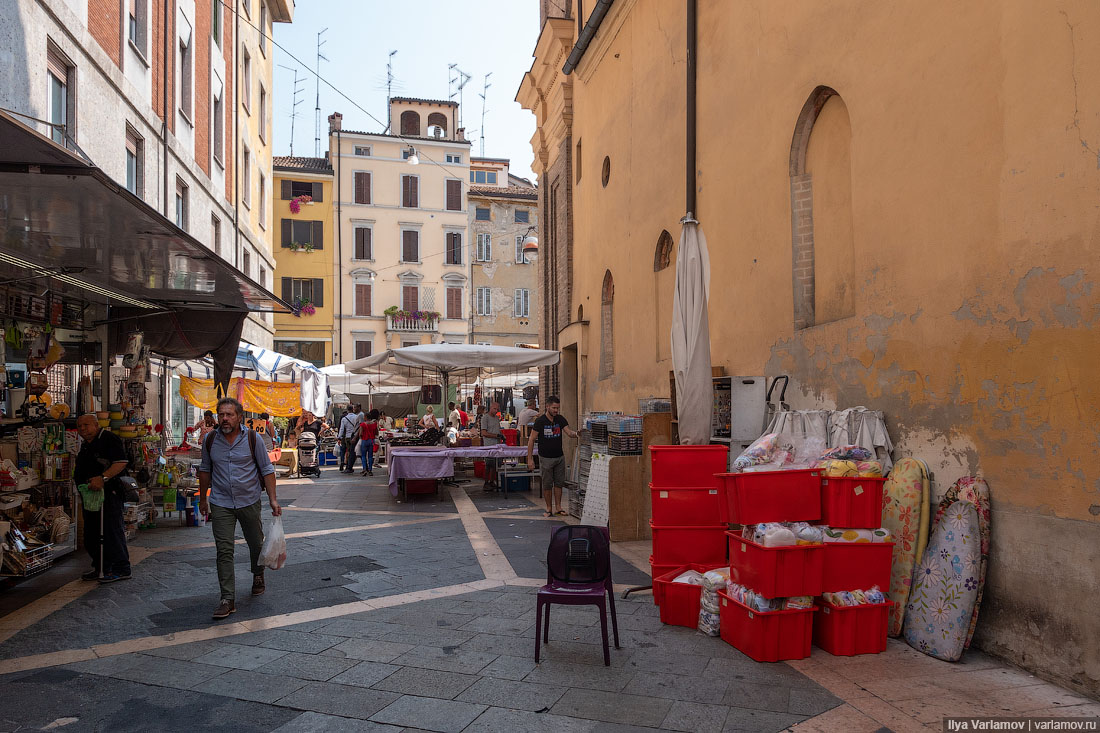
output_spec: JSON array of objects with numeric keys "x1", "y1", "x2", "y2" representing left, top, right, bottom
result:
[{"x1": 402, "y1": 285, "x2": 419, "y2": 312}]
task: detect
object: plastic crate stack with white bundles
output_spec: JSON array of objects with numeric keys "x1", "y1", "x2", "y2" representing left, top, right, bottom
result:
[{"x1": 647, "y1": 445, "x2": 730, "y2": 606}]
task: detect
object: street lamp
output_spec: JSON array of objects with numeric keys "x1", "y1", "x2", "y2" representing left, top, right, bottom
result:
[{"x1": 520, "y1": 226, "x2": 538, "y2": 264}]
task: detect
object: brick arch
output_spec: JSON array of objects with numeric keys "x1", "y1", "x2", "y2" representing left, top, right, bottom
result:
[
  {"x1": 654, "y1": 229, "x2": 674, "y2": 272},
  {"x1": 599, "y1": 270, "x2": 614, "y2": 379},
  {"x1": 426, "y1": 112, "x2": 447, "y2": 135},
  {"x1": 400, "y1": 110, "x2": 421, "y2": 136},
  {"x1": 789, "y1": 86, "x2": 852, "y2": 330}
]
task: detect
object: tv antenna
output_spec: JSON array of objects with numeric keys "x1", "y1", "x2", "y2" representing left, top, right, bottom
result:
[
  {"x1": 478, "y1": 73, "x2": 492, "y2": 158},
  {"x1": 385, "y1": 50, "x2": 397, "y2": 132},
  {"x1": 313, "y1": 28, "x2": 329, "y2": 157},
  {"x1": 448, "y1": 64, "x2": 472, "y2": 128},
  {"x1": 278, "y1": 64, "x2": 305, "y2": 156}
]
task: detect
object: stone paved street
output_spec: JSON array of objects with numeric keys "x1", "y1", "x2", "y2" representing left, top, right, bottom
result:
[{"x1": 0, "y1": 467, "x2": 1095, "y2": 732}]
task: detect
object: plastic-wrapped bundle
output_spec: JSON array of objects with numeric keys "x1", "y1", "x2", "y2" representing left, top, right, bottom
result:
[
  {"x1": 725, "y1": 581, "x2": 781, "y2": 613},
  {"x1": 788, "y1": 522, "x2": 824, "y2": 545},
  {"x1": 819, "y1": 445, "x2": 874, "y2": 462},
  {"x1": 701, "y1": 568, "x2": 730, "y2": 592},
  {"x1": 733, "y1": 433, "x2": 779, "y2": 470},
  {"x1": 698, "y1": 610, "x2": 721, "y2": 636},
  {"x1": 817, "y1": 459, "x2": 859, "y2": 477},
  {"x1": 822, "y1": 585, "x2": 886, "y2": 606},
  {"x1": 700, "y1": 589, "x2": 721, "y2": 615},
  {"x1": 784, "y1": 596, "x2": 814, "y2": 610},
  {"x1": 672, "y1": 569, "x2": 705, "y2": 585}
]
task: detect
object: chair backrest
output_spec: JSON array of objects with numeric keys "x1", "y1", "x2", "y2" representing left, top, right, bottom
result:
[{"x1": 546, "y1": 525, "x2": 612, "y2": 585}]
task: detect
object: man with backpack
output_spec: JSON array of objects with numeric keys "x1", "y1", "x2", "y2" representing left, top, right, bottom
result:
[
  {"x1": 336, "y1": 405, "x2": 361, "y2": 473},
  {"x1": 198, "y1": 397, "x2": 280, "y2": 620}
]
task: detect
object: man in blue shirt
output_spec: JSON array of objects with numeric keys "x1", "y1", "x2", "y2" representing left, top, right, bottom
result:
[{"x1": 198, "y1": 397, "x2": 281, "y2": 619}]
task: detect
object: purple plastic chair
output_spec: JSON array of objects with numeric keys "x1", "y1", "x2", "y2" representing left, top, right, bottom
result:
[{"x1": 534, "y1": 525, "x2": 621, "y2": 666}]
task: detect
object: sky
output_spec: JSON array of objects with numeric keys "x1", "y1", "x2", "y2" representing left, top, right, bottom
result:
[{"x1": 272, "y1": 1, "x2": 541, "y2": 181}]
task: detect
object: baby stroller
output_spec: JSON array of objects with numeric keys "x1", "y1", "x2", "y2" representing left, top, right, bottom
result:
[{"x1": 297, "y1": 431, "x2": 321, "y2": 477}]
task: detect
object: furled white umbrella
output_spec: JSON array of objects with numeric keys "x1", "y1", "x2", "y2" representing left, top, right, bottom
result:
[{"x1": 670, "y1": 216, "x2": 713, "y2": 445}]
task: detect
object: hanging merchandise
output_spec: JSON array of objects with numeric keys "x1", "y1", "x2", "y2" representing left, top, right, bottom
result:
[
  {"x1": 77, "y1": 375, "x2": 94, "y2": 414},
  {"x1": 25, "y1": 371, "x2": 48, "y2": 397},
  {"x1": 122, "y1": 331, "x2": 144, "y2": 368}
]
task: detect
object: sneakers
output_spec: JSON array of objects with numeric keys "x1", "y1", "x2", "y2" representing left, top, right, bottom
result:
[
  {"x1": 212, "y1": 599, "x2": 236, "y2": 619},
  {"x1": 251, "y1": 574, "x2": 266, "y2": 596},
  {"x1": 81, "y1": 569, "x2": 100, "y2": 581},
  {"x1": 98, "y1": 572, "x2": 131, "y2": 583}
]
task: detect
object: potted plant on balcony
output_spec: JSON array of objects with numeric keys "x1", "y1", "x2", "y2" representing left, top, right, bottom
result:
[{"x1": 288, "y1": 194, "x2": 313, "y2": 215}]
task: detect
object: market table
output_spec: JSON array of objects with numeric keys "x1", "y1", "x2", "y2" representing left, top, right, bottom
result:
[{"x1": 387, "y1": 445, "x2": 536, "y2": 497}]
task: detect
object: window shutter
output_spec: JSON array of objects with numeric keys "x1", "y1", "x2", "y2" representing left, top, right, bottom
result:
[
  {"x1": 312, "y1": 220, "x2": 323, "y2": 249},
  {"x1": 281, "y1": 219, "x2": 291, "y2": 247},
  {"x1": 312, "y1": 181, "x2": 323, "y2": 202},
  {"x1": 447, "y1": 287, "x2": 461, "y2": 319},
  {"x1": 514, "y1": 289, "x2": 521, "y2": 317},
  {"x1": 409, "y1": 176, "x2": 418, "y2": 208},
  {"x1": 403, "y1": 285, "x2": 418, "y2": 312},
  {"x1": 402, "y1": 230, "x2": 418, "y2": 262},
  {"x1": 401, "y1": 176, "x2": 410, "y2": 207},
  {"x1": 355, "y1": 228, "x2": 371, "y2": 260},
  {"x1": 311, "y1": 279, "x2": 323, "y2": 307},
  {"x1": 354, "y1": 172, "x2": 368, "y2": 204},
  {"x1": 281, "y1": 277, "x2": 291, "y2": 302},
  {"x1": 280, "y1": 180, "x2": 292, "y2": 199},
  {"x1": 355, "y1": 283, "x2": 370, "y2": 315},
  {"x1": 446, "y1": 179, "x2": 460, "y2": 210}
]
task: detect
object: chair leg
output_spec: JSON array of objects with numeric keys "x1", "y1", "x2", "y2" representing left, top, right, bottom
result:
[
  {"x1": 543, "y1": 602, "x2": 551, "y2": 643},
  {"x1": 607, "y1": 588, "x2": 621, "y2": 648},
  {"x1": 534, "y1": 598, "x2": 543, "y2": 663},
  {"x1": 598, "y1": 602, "x2": 610, "y2": 666}
]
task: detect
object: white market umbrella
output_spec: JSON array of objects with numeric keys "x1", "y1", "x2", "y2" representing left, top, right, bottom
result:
[{"x1": 670, "y1": 216, "x2": 714, "y2": 445}]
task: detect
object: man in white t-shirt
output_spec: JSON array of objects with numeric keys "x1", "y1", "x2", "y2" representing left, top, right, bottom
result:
[{"x1": 448, "y1": 401, "x2": 462, "y2": 430}]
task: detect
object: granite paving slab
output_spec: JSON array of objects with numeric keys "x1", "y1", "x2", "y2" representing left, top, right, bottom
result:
[
  {"x1": 275, "y1": 681, "x2": 401, "y2": 720},
  {"x1": 192, "y1": 667, "x2": 309, "y2": 704},
  {"x1": 327, "y1": 660, "x2": 403, "y2": 688},
  {"x1": 455, "y1": 676, "x2": 568, "y2": 712},
  {"x1": 272, "y1": 711, "x2": 403, "y2": 732},
  {"x1": 369, "y1": 665, "x2": 479, "y2": 699},
  {"x1": 549, "y1": 687, "x2": 674, "y2": 727},
  {"x1": 661, "y1": 700, "x2": 732, "y2": 733},
  {"x1": 369, "y1": 695, "x2": 487, "y2": 733},
  {"x1": 259, "y1": 650, "x2": 362, "y2": 681}
]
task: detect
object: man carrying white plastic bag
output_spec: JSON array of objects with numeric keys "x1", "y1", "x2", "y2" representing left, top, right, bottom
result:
[
  {"x1": 199, "y1": 397, "x2": 282, "y2": 620},
  {"x1": 259, "y1": 516, "x2": 287, "y2": 570}
]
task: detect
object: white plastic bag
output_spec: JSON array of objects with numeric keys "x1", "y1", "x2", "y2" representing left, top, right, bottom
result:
[{"x1": 259, "y1": 516, "x2": 287, "y2": 570}]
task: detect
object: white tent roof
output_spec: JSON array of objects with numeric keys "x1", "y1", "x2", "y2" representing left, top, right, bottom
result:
[
  {"x1": 344, "y1": 344, "x2": 560, "y2": 383},
  {"x1": 174, "y1": 343, "x2": 321, "y2": 381}
]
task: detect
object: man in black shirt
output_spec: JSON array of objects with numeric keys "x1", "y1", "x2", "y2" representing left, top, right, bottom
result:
[
  {"x1": 526, "y1": 395, "x2": 578, "y2": 516},
  {"x1": 73, "y1": 414, "x2": 132, "y2": 582}
]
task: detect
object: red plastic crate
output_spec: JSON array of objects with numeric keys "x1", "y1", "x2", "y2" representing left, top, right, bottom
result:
[
  {"x1": 813, "y1": 600, "x2": 893, "y2": 656},
  {"x1": 717, "y1": 590, "x2": 815, "y2": 662},
  {"x1": 820, "y1": 476, "x2": 887, "y2": 528},
  {"x1": 718, "y1": 469, "x2": 822, "y2": 524},
  {"x1": 650, "y1": 522, "x2": 728, "y2": 565},
  {"x1": 821, "y1": 542, "x2": 894, "y2": 592},
  {"x1": 501, "y1": 429, "x2": 519, "y2": 446},
  {"x1": 473, "y1": 460, "x2": 486, "y2": 478},
  {"x1": 726, "y1": 532, "x2": 823, "y2": 598},
  {"x1": 651, "y1": 484, "x2": 724, "y2": 525},
  {"x1": 654, "y1": 563, "x2": 724, "y2": 628},
  {"x1": 649, "y1": 556, "x2": 681, "y2": 605},
  {"x1": 650, "y1": 445, "x2": 729, "y2": 488}
]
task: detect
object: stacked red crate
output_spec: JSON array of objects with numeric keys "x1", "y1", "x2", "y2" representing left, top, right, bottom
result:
[{"x1": 648, "y1": 446, "x2": 729, "y2": 606}]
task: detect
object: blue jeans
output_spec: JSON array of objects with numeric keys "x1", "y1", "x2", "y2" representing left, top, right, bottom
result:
[{"x1": 360, "y1": 439, "x2": 375, "y2": 472}]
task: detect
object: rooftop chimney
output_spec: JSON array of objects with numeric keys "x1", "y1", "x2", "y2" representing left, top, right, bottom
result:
[{"x1": 328, "y1": 112, "x2": 343, "y2": 133}]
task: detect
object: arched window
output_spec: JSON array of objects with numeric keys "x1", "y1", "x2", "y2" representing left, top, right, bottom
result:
[
  {"x1": 789, "y1": 86, "x2": 854, "y2": 329},
  {"x1": 653, "y1": 230, "x2": 673, "y2": 272},
  {"x1": 599, "y1": 270, "x2": 614, "y2": 379},
  {"x1": 400, "y1": 110, "x2": 421, "y2": 136},
  {"x1": 426, "y1": 112, "x2": 448, "y2": 137}
]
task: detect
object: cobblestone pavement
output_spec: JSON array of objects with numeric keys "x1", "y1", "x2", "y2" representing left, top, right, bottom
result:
[{"x1": 0, "y1": 466, "x2": 1096, "y2": 732}]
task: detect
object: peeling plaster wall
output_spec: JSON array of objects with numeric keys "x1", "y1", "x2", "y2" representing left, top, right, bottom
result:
[{"x1": 563, "y1": 0, "x2": 1100, "y2": 696}]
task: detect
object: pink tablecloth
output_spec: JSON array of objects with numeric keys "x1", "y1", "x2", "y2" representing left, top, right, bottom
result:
[{"x1": 387, "y1": 445, "x2": 535, "y2": 495}]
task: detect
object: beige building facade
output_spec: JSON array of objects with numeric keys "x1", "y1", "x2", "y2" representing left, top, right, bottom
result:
[
  {"x1": 328, "y1": 99, "x2": 472, "y2": 362},
  {"x1": 468, "y1": 157, "x2": 540, "y2": 348},
  {"x1": 519, "y1": 0, "x2": 1100, "y2": 696}
]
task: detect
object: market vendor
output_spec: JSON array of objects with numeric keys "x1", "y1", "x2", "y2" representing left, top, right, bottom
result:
[
  {"x1": 480, "y1": 400, "x2": 503, "y2": 490},
  {"x1": 193, "y1": 410, "x2": 217, "y2": 440},
  {"x1": 73, "y1": 413, "x2": 132, "y2": 582}
]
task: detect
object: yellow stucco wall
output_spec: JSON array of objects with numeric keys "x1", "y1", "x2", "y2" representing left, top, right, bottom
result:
[
  {"x1": 545, "y1": 0, "x2": 1100, "y2": 695},
  {"x1": 273, "y1": 169, "x2": 334, "y2": 366}
]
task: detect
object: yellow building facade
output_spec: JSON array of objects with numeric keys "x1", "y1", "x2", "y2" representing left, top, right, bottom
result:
[
  {"x1": 519, "y1": 0, "x2": 1100, "y2": 696},
  {"x1": 272, "y1": 157, "x2": 335, "y2": 366}
]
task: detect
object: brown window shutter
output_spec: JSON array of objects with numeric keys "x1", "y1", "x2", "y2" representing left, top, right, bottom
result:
[
  {"x1": 402, "y1": 230, "x2": 417, "y2": 262},
  {"x1": 312, "y1": 181, "x2": 323, "y2": 202},
  {"x1": 355, "y1": 283, "x2": 370, "y2": 315},
  {"x1": 312, "y1": 220, "x2": 323, "y2": 249},
  {"x1": 354, "y1": 172, "x2": 367, "y2": 204},
  {"x1": 410, "y1": 176, "x2": 418, "y2": 208},
  {"x1": 362, "y1": 173, "x2": 370, "y2": 204},
  {"x1": 281, "y1": 277, "x2": 291, "y2": 302},
  {"x1": 446, "y1": 179, "x2": 460, "y2": 210},
  {"x1": 403, "y1": 286, "x2": 419, "y2": 312},
  {"x1": 401, "y1": 176, "x2": 410, "y2": 207},
  {"x1": 281, "y1": 219, "x2": 292, "y2": 247},
  {"x1": 355, "y1": 228, "x2": 370, "y2": 259},
  {"x1": 280, "y1": 180, "x2": 293, "y2": 200},
  {"x1": 311, "y1": 279, "x2": 324, "y2": 307},
  {"x1": 447, "y1": 287, "x2": 461, "y2": 319}
]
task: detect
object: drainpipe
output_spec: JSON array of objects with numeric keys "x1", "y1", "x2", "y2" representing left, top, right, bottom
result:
[
  {"x1": 561, "y1": 0, "x2": 613, "y2": 75},
  {"x1": 335, "y1": 127, "x2": 343, "y2": 360},
  {"x1": 686, "y1": 0, "x2": 697, "y2": 218},
  {"x1": 161, "y1": 0, "x2": 169, "y2": 216},
  {"x1": 233, "y1": 0, "x2": 240, "y2": 268}
]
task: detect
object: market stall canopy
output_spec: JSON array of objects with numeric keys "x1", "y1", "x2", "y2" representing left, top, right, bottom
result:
[
  {"x1": 0, "y1": 111, "x2": 289, "y2": 314},
  {"x1": 345, "y1": 344, "x2": 560, "y2": 382}
]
